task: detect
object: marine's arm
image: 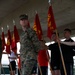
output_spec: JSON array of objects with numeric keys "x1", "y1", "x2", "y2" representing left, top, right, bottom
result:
[
  {"x1": 28, "y1": 28, "x2": 41, "y2": 52},
  {"x1": 61, "y1": 41, "x2": 75, "y2": 46}
]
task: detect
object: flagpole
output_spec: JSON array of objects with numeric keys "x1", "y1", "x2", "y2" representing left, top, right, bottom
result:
[
  {"x1": 0, "y1": 27, "x2": 6, "y2": 75},
  {"x1": 55, "y1": 29, "x2": 67, "y2": 75},
  {"x1": 48, "y1": 0, "x2": 67, "y2": 74},
  {"x1": 16, "y1": 55, "x2": 21, "y2": 75},
  {"x1": 13, "y1": 20, "x2": 21, "y2": 75},
  {"x1": 7, "y1": 54, "x2": 17, "y2": 75},
  {"x1": 0, "y1": 27, "x2": 3, "y2": 62},
  {"x1": 42, "y1": 35, "x2": 53, "y2": 74},
  {"x1": 37, "y1": 58, "x2": 43, "y2": 75},
  {"x1": 10, "y1": 54, "x2": 21, "y2": 75},
  {"x1": 37, "y1": 41, "x2": 49, "y2": 75},
  {"x1": 48, "y1": 0, "x2": 52, "y2": 5},
  {"x1": 46, "y1": 40, "x2": 54, "y2": 75},
  {"x1": 13, "y1": 20, "x2": 15, "y2": 26},
  {"x1": 12, "y1": 20, "x2": 20, "y2": 43},
  {"x1": 6, "y1": 25, "x2": 14, "y2": 75},
  {"x1": 46, "y1": 50, "x2": 53, "y2": 74},
  {"x1": 3, "y1": 51, "x2": 15, "y2": 75},
  {"x1": 6, "y1": 51, "x2": 14, "y2": 75},
  {"x1": 47, "y1": 1, "x2": 56, "y2": 74},
  {"x1": 42, "y1": 36, "x2": 53, "y2": 74},
  {"x1": 48, "y1": 0, "x2": 50, "y2": 4},
  {"x1": 0, "y1": 63, "x2": 5, "y2": 75},
  {"x1": 33, "y1": 11, "x2": 44, "y2": 75}
]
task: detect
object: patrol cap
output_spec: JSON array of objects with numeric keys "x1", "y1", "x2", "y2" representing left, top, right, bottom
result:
[{"x1": 19, "y1": 14, "x2": 28, "y2": 20}]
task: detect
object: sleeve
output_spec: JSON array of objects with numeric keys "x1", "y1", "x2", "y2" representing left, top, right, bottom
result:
[
  {"x1": 48, "y1": 44, "x2": 52, "y2": 51},
  {"x1": 70, "y1": 45, "x2": 75, "y2": 56},
  {"x1": 28, "y1": 28, "x2": 41, "y2": 52},
  {"x1": 61, "y1": 43, "x2": 73, "y2": 50}
]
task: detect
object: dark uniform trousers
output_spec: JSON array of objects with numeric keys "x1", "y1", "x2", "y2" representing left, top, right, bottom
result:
[{"x1": 60, "y1": 62, "x2": 73, "y2": 75}]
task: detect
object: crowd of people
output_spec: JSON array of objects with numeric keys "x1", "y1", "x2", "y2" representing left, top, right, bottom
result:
[
  {"x1": 0, "y1": 14, "x2": 75, "y2": 75},
  {"x1": 19, "y1": 14, "x2": 75, "y2": 75}
]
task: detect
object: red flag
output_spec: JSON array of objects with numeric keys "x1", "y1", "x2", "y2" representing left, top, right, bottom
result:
[
  {"x1": 8, "y1": 29, "x2": 11, "y2": 44},
  {"x1": 47, "y1": 5, "x2": 57, "y2": 38},
  {"x1": 38, "y1": 50, "x2": 48, "y2": 66},
  {"x1": 1, "y1": 31, "x2": 5, "y2": 51},
  {"x1": 14, "y1": 25, "x2": 20, "y2": 43},
  {"x1": 6, "y1": 29, "x2": 11, "y2": 54},
  {"x1": 11, "y1": 34, "x2": 17, "y2": 54},
  {"x1": 33, "y1": 13, "x2": 43, "y2": 40}
]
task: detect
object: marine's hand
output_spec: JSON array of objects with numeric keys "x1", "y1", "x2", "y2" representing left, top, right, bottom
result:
[{"x1": 57, "y1": 38, "x2": 61, "y2": 43}]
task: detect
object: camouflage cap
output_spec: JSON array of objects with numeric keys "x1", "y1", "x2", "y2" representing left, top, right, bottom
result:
[{"x1": 19, "y1": 14, "x2": 28, "y2": 20}]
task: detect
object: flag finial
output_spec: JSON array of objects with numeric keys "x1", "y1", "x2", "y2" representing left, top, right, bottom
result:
[
  {"x1": 35, "y1": 10, "x2": 37, "y2": 14},
  {"x1": 48, "y1": 0, "x2": 50, "y2": 3},
  {"x1": 48, "y1": 0, "x2": 51, "y2": 5},
  {"x1": 13, "y1": 20, "x2": 15, "y2": 25},
  {"x1": 7, "y1": 25, "x2": 9, "y2": 29},
  {"x1": 1, "y1": 27, "x2": 3, "y2": 32}
]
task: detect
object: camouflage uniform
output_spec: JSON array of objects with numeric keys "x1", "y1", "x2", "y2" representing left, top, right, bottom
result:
[{"x1": 20, "y1": 27, "x2": 41, "y2": 75}]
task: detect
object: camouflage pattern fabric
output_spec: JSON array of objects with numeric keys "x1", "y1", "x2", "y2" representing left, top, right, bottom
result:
[
  {"x1": 20, "y1": 27, "x2": 41, "y2": 75},
  {"x1": 21, "y1": 59, "x2": 36, "y2": 75}
]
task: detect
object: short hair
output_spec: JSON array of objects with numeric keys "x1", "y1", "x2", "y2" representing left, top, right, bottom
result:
[
  {"x1": 64, "y1": 28, "x2": 71, "y2": 33},
  {"x1": 52, "y1": 32, "x2": 59, "y2": 36}
]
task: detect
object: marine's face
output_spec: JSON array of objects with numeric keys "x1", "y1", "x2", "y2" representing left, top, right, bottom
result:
[
  {"x1": 41, "y1": 41, "x2": 45, "y2": 47},
  {"x1": 64, "y1": 31, "x2": 71, "y2": 38},
  {"x1": 51, "y1": 34, "x2": 57, "y2": 41},
  {"x1": 20, "y1": 19, "x2": 28, "y2": 27}
]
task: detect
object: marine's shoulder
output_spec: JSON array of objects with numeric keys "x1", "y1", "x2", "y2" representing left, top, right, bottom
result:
[
  {"x1": 27, "y1": 28, "x2": 36, "y2": 35},
  {"x1": 20, "y1": 31, "x2": 25, "y2": 37},
  {"x1": 27, "y1": 27, "x2": 35, "y2": 32}
]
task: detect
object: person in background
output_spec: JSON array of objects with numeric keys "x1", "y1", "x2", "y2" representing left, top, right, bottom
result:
[
  {"x1": 64, "y1": 28, "x2": 74, "y2": 42},
  {"x1": 48, "y1": 32, "x2": 61, "y2": 75},
  {"x1": 19, "y1": 14, "x2": 42, "y2": 75},
  {"x1": 38, "y1": 40, "x2": 48, "y2": 75},
  {"x1": 9, "y1": 51, "x2": 17, "y2": 75},
  {"x1": 63, "y1": 28, "x2": 75, "y2": 56},
  {"x1": 60, "y1": 28, "x2": 74, "y2": 75}
]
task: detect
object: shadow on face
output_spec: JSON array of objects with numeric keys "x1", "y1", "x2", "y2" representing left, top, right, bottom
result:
[{"x1": 20, "y1": 19, "x2": 28, "y2": 27}]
